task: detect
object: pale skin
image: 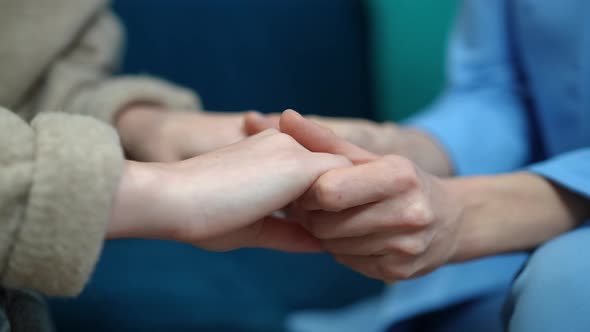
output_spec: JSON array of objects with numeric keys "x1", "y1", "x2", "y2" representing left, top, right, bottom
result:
[
  {"x1": 113, "y1": 104, "x2": 363, "y2": 253},
  {"x1": 116, "y1": 103, "x2": 449, "y2": 178},
  {"x1": 247, "y1": 110, "x2": 590, "y2": 282},
  {"x1": 107, "y1": 127, "x2": 351, "y2": 252},
  {"x1": 113, "y1": 103, "x2": 589, "y2": 281}
]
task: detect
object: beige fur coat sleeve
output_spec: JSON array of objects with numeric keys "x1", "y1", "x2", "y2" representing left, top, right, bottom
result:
[{"x1": 0, "y1": 0, "x2": 201, "y2": 296}]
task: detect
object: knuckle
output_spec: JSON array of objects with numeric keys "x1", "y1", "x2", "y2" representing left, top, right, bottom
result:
[
  {"x1": 399, "y1": 169, "x2": 419, "y2": 190},
  {"x1": 385, "y1": 156, "x2": 419, "y2": 190},
  {"x1": 402, "y1": 200, "x2": 434, "y2": 227},
  {"x1": 314, "y1": 178, "x2": 345, "y2": 212}
]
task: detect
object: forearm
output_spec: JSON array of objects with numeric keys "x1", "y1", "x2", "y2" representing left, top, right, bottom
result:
[
  {"x1": 450, "y1": 172, "x2": 590, "y2": 262},
  {"x1": 115, "y1": 104, "x2": 169, "y2": 160},
  {"x1": 108, "y1": 160, "x2": 180, "y2": 241},
  {"x1": 399, "y1": 128, "x2": 454, "y2": 177}
]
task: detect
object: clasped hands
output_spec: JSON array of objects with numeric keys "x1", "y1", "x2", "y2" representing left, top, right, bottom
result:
[
  {"x1": 245, "y1": 110, "x2": 465, "y2": 282},
  {"x1": 112, "y1": 109, "x2": 465, "y2": 283}
]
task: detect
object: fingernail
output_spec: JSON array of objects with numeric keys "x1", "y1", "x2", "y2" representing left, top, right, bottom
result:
[
  {"x1": 283, "y1": 109, "x2": 301, "y2": 117},
  {"x1": 247, "y1": 111, "x2": 264, "y2": 119}
]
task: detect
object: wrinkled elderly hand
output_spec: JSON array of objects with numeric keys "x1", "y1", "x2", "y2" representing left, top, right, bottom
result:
[{"x1": 278, "y1": 110, "x2": 464, "y2": 282}]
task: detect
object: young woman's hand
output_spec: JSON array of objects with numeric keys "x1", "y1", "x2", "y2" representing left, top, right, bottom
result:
[
  {"x1": 109, "y1": 128, "x2": 351, "y2": 252},
  {"x1": 116, "y1": 105, "x2": 248, "y2": 162}
]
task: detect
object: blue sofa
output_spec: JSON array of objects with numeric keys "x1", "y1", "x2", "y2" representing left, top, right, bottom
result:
[{"x1": 113, "y1": 0, "x2": 374, "y2": 118}]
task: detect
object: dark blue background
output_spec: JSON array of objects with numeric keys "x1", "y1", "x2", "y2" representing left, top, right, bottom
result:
[{"x1": 113, "y1": 0, "x2": 374, "y2": 117}]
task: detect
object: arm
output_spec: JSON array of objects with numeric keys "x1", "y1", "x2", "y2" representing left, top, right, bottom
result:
[
  {"x1": 0, "y1": 107, "x2": 348, "y2": 295},
  {"x1": 456, "y1": 150, "x2": 590, "y2": 261},
  {"x1": 279, "y1": 110, "x2": 589, "y2": 282}
]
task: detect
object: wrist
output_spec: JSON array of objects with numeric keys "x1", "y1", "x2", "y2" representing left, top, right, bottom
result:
[
  {"x1": 108, "y1": 160, "x2": 173, "y2": 240},
  {"x1": 443, "y1": 176, "x2": 491, "y2": 262},
  {"x1": 399, "y1": 128, "x2": 454, "y2": 177},
  {"x1": 448, "y1": 173, "x2": 588, "y2": 262}
]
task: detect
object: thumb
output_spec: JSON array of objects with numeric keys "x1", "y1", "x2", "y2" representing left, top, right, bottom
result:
[
  {"x1": 244, "y1": 111, "x2": 279, "y2": 136},
  {"x1": 279, "y1": 109, "x2": 377, "y2": 164}
]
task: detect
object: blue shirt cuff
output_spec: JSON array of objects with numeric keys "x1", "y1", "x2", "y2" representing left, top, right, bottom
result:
[{"x1": 528, "y1": 149, "x2": 590, "y2": 199}]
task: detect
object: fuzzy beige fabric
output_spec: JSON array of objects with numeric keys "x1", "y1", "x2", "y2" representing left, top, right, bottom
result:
[
  {"x1": 0, "y1": 0, "x2": 201, "y2": 297},
  {"x1": 0, "y1": 110, "x2": 123, "y2": 297}
]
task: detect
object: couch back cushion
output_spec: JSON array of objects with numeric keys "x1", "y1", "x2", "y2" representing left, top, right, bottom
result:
[{"x1": 113, "y1": 0, "x2": 373, "y2": 119}]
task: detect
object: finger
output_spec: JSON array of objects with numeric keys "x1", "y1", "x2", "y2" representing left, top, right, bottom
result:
[
  {"x1": 248, "y1": 217, "x2": 324, "y2": 253},
  {"x1": 321, "y1": 230, "x2": 427, "y2": 256},
  {"x1": 300, "y1": 202, "x2": 387, "y2": 239},
  {"x1": 299, "y1": 196, "x2": 420, "y2": 239},
  {"x1": 279, "y1": 109, "x2": 377, "y2": 164},
  {"x1": 305, "y1": 152, "x2": 353, "y2": 178},
  {"x1": 244, "y1": 111, "x2": 279, "y2": 135},
  {"x1": 299, "y1": 158, "x2": 401, "y2": 211}
]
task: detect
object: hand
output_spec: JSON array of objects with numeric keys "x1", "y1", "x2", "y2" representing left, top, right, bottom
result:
[
  {"x1": 278, "y1": 110, "x2": 464, "y2": 281},
  {"x1": 244, "y1": 112, "x2": 403, "y2": 155},
  {"x1": 244, "y1": 111, "x2": 454, "y2": 177},
  {"x1": 109, "y1": 128, "x2": 351, "y2": 252},
  {"x1": 116, "y1": 104, "x2": 247, "y2": 162}
]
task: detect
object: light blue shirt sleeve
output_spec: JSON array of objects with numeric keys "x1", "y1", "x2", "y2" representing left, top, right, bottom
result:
[
  {"x1": 406, "y1": 0, "x2": 534, "y2": 175},
  {"x1": 529, "y1": 149, "x2": 590, "y2": 199},
  {"x1": 406, "y1": 1, "x2": 590, "y2": 200}
]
